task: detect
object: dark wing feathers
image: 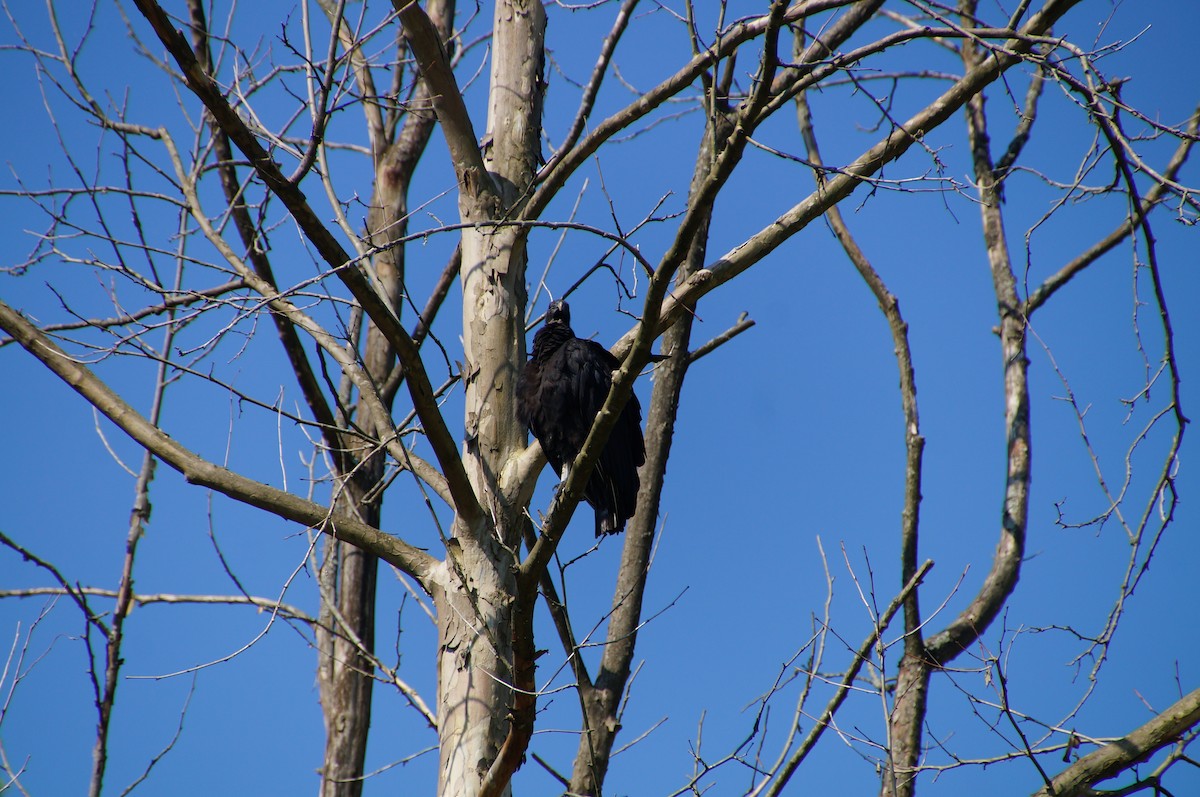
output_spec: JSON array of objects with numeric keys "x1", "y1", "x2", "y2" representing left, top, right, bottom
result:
[
  {"x1": 566, "y1": 338, "x2": 645, "y2": 535},
  {"x1": 517, "y1": 305, "x2": 645, "y2": 536}
]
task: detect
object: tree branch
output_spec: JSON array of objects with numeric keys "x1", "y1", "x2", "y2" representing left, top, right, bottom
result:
[
  {"x1": 1024, "y1": 106, "x2": 1200, "y2": 315},
  {"x1": 759, "y1": 560, "x2": 935, "y2": 797},
  {"x1": 390, "y1": 0, "x2": 495, "y2": 208},
  {"x1": 527, "y1": 0, "x2": 856, "y2": 219},
  {"x1": 925, "y1": 0, "x2": 1034, "y2": 664},
  {"x1": 0, "y1": 280, "x2": 246, "y2": 348},
  {"x1": 611, "y1": 0, "x2": 1085, "y2": 359},
  {"x1": 0, "y1": 588, "x2": 315, "y2": 624},
  {"x1": 187, "y1": 0, "x2": 347, "y2": 474},
  {"x1": 687, "y1": 314, "x2": 755, "y2": 365},
  {"x1": 162, "y1": 133, "x2": 452, "y2": 507},
  {"x1": 0, "y1": 300, "x2": 438, "y2": 586},
  {"x1": 541, "y1": 0, "x2": 638, "y2": 177},
  {"x1": 1031, "y1": 689, "x2": 1200, "y2": 797},
  {"x1": 130, "y1": 0, "x2": 485, "y2": 533}
]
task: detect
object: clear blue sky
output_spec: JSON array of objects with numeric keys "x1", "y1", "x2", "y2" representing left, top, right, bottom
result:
[{"x1": 1, "y1": 1, "x2": 1197, "y2": 795}]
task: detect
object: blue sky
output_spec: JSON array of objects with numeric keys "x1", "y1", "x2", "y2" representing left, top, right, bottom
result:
[{"x1": 1, "y1": 1, "x2": 1197, "y2": 795}]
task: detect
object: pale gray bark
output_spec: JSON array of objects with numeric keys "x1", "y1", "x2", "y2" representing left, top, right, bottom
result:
[
  {"x1": 880, "y1": 5, "x2": 1039, "y2": 792},
  {"x1": 396, "y1": 0, "x2": 546, "y2": 793}
]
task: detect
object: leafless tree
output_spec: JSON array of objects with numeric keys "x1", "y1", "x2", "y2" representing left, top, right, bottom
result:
[{"x1": 0, "y1": 1, "x2": 1195, "y2": 796}]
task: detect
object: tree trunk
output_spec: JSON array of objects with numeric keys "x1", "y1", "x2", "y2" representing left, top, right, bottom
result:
[
  {"x1": 317, "y1": 513, "x2": 379, "y2": 797},
  {"x1": 568, "y1": 106, "x2": 722, "y2": 793},
  {"x1": 317, "y1": 323, "x2": 395, "y2": 797},
  {"x1": 569, "y1": 293, "x2": 697, "y2": 795},
  {"x1": 316, "y1": 121, "x2": 409, "y2": 797},
  {"x1": 431, "y1": 538, "x2": 518, "y2": 795},
  {"x1": 430, "y1": 0, "x2": 546, "y2": 795}
]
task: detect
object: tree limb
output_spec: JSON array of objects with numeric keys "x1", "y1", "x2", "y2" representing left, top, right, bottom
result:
[
  {"x1": 390, "y1": 0, "x2": 495, "y2": 208},
  {"x1": 1031, "y1": 688, "x2": 1200, "y2": 797},
  {"x1": 527, "y1": 0, "x2": 857, "y2": 219},
  {"x1": 759, "y1": 560, "x2": 935, "y2": 797},
  {"x1": 0, "y1": 588, "x2": 315, "y2": 624},
  {"x1": 924, "y1": 0, "x2": 1034, "y2": 665},
  {"x1": 131, "y1": 0, "x2": 485, "y2": 533},
  {"x1": 0, "y1": 300, "x2": 439, "y2": 586},
  {"x1": 162, "y1": 133, "x2": 452, "y2": 507},
  {"x1": 1025, "y1": 106, "x2": 1200, "y2": 315},
  {"x1": 611, "y1": 0, "x2": 1085, "y2": 360},
  {"x1": 187, "y1": 0, "x2": 347, "y2": 475}
]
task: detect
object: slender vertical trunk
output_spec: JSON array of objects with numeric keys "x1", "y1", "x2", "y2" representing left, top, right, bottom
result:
[
  {"x1": 317, "y1": 507, "x2": 379, "y2": 797},
  {"x1": 569, "y1": 297, "x2": 697, "y2": 795},
  {"x1": 881, "y1": 8, "x2": 1036, "y2": 794},
  {"x1": 317, "y1": 182, "x2": 405, "y2": 797},
  {"x1": 881, "y1": 654, "x2": 930, "y2": 797},
  {"x1": 317, "y1": 324, "x2": 393, "y2": 797},
  {"x1": 569, "y1": 110, "x2": 720, "y2": 793}
]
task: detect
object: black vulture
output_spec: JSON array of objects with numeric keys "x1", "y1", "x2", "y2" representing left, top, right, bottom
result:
[{"x1": 517, "y1": 301, "x2": 646, "y2": 536}]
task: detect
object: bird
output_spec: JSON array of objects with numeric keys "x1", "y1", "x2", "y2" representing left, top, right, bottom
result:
[{"x1": 517, "y1": 300, "x2": 646, "y2": 536}]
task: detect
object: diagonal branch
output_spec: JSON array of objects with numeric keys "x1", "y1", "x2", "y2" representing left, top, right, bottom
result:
[
  {"x1": 187, "y1": 0, "x2": 346, "y2": 473},
  {"x1": 527, "y1": 0, "x2": 856, "y2": 219},
  {"x1": 611, "y1": 0, "x2": 1085, "y2": 360},
  {"x1": 0, "y1": 300, "x2": 438, "y2": 586},
  {"x1": 390, "y1": 0, "x2": 494, "y2": 208},
  {"x1": 1030, "y1": 688, "x2": 1200, "y2": 797},
  {"x1": 162, "y1": 133, "x2": 452, "y2": 506},
  {"x1": 0, "y1": 587, "x2": 314, "y2": 623},
  {"x1": 540, "y1": 0, "x2": 639, "y2": 178},
  {"x1": 130, "y1": 0, "x2": 484, "y2": 533},
  {"x1": 758, "y1": 561, "x2": 935, "y2": 797},
  {"x1": 0, "y1": 280, "x2": 248, "y2": 348},
  {"x1": 1024, "y1": 106, "x2": 1200, "y2": 315}
]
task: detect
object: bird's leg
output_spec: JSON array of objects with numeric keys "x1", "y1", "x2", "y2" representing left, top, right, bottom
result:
[{"x1": 550, "y1": 463, "x2": 572, "y2": 499}]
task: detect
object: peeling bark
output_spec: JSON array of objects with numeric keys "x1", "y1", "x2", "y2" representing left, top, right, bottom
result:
[
  {"x1": 411, "y1": 1, "x2": 546, "y2": 794},
  {"x1": 431, "y1": 539, "x2": 518, "y2": 797}
]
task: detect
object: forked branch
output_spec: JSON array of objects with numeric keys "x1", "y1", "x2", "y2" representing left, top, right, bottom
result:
[{"x1": 131, "y1": 0, "x2": 485, "y2": 532}]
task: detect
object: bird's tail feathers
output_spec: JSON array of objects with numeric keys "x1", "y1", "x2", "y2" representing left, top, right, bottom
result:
[{"x1": 597, "y1": 509, "x2": 625, "y2": 537}]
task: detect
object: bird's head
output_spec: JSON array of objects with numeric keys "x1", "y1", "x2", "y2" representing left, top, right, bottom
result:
[{"x1": 545, "y1": 300, "x2": 571, "y2": 327}]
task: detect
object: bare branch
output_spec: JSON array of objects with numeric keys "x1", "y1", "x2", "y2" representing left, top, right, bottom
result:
[
  {"x1": 390, "y1": 0, "x2": 495, "y2": 208},
  {"x1": 759, "y1": 561, "x2": 935, "y2": 797},
  {"x1": 0, "y1": 280, "x2": 246, "y2": 349},
  {"x1": 187, "y1": 0, "x2": 346, "y2": 473},
  {"x1": 162, "y1": 132, "x2": 452, "y2": 507},
  {"x1": 925, "y1": 0, "x2": 1034, "y2": 667},
  {"x1": 686, "y1": 313, "x2": 755, "y2": 364},
  {"x1": 1031, "y1": 688, "x2": 1200, "y2": 797},
  {"x1": 0, "y1": 588, "x2": 314, "y2": 623},
  {"x1": 0, "y1": 300, "x2": 438, "y2": 585},
  {"x1": 131, "y1": 0, "x2": 485, "y2": 533},
  {"x1": 528, "y1": 0, "x2": 858, "y2": 218},
  {"x1": 613, "y1": 0, "x2": 1087, "y2": 358},
  {"x1": 1025, "y1": 107, "x2": 1200, "y2": 315},
  {"x1": 542, "y1": 0, "x2": 638, "y2": 176}
]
